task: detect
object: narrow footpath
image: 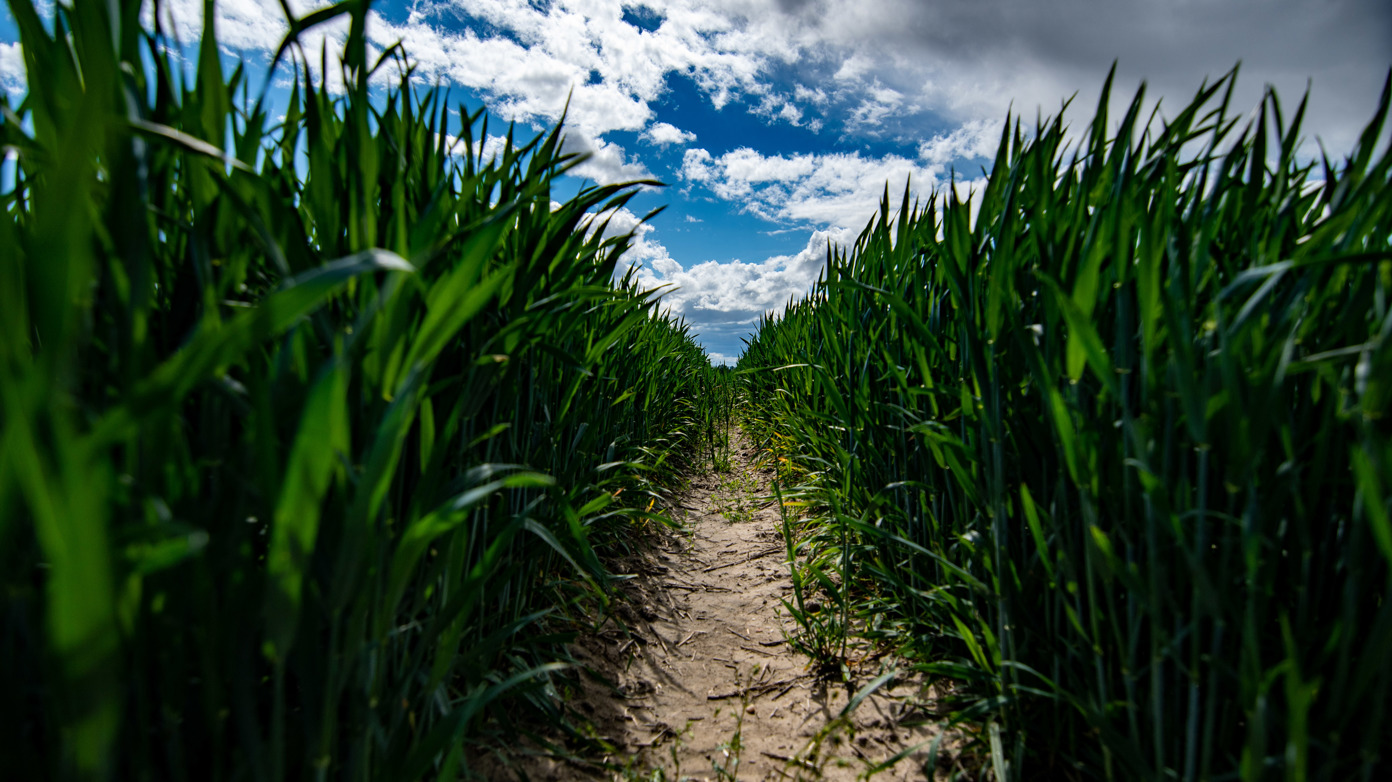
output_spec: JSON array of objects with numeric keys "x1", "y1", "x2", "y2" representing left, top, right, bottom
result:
[{"x1": 507, "y1": 431, "x2": 963, "y2": 780}]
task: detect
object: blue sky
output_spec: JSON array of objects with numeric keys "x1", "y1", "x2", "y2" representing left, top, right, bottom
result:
[{"x1": 3, "y1": 1, "x2": 1390, "y2": 364}]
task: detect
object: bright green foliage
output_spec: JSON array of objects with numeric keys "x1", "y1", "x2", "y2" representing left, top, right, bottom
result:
[
  {"x1": 0, "y1": 1, "x2": 715, "y2": 778},
  {"x1": 700, "y1": 365, "x2": 740, "y2": 472},
  {"x1": 743, "y1": 68, "x2": 1392, "y2": 780}
]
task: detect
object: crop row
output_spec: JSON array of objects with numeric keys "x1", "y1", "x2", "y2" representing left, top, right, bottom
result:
[
  {"x1": 743, "y1": 68, "x2": 1392, "y2": 780},
  {"x1": 0, "y1": 1, "x2": 718, "y2": 779}
]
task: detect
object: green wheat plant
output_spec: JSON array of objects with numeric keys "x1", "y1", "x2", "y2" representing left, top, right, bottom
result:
[
  {"x1": 0, "y1": 0, "x2": 720, "y2": 779},
  {"x1": 701, "y1": 363, "x2": 740, "y2": 471},
  {"x1": 744, "y1": 66, "x2": 1392, "y2": 780}
]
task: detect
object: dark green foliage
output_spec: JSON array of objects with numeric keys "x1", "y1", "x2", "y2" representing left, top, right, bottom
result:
[
  {"x1": 743, "y1": 68, "x2": 1392, "y2": 780},
  {"x1": 0, "y1": 0, "x2": 715, "y2": 779}
]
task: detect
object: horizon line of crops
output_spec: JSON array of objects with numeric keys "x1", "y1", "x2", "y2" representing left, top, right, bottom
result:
[
  {"x1": 742, "y1": 66, "x2": 1392, "y2": 780},
  {"x1": 0, "y1": 0, "x2": 723, "y2": 779}
]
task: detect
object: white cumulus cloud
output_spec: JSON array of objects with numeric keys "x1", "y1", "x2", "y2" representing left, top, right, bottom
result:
[
  {"x1": 847, "y1": 81, "x2": 906, "y2": 129},
  {"x1": 586, "y1": 206, "x2": 858, "y2": 362},
  {"x1": 633, "y1": 227, "x2": 850, "y2": 317},
  {"x1": 148, "y1": 0, "x2": 348, "y2": 56},
  {"x1": 833, "y1": 53, "x2": 873, "y2": 83},
  {"x1": 562, "y1": 134, "x2": 651, "y2": 185},
  {"x1": 681, "y1": 145, "x2": 986, "y2": 231},
  {"x1": 918, "y1": 118, "x2": 1005, "y2": 166},
  {"x1": 370, "y1": 0, "x2": 821, "y2": 138},
  {"x1": 641, "y1": 121, "x2": 698, "y2": 146},
  {"x1": 0, "y1": 42, "x2": 24, "y2": 98},
  {"x1": 583, "y1": 206, "x2": 674, "y2": 275}
]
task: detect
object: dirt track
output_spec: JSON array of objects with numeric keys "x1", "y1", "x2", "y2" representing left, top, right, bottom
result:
[{"x1": 486, "y1": 432, "x2": 963, "y2": 780}]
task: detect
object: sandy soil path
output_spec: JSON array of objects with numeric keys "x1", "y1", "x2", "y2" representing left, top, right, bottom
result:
[{"x1": 490, "y1": 431, "x2": 960, "y2": 780}]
